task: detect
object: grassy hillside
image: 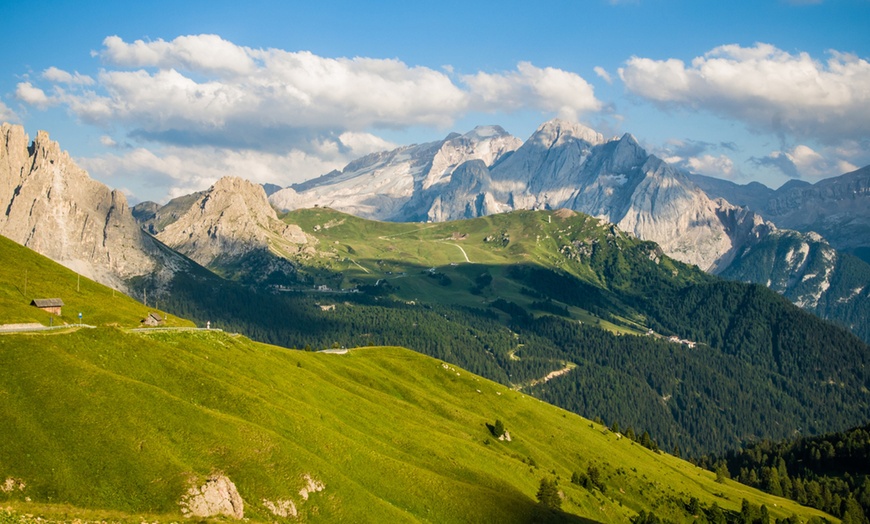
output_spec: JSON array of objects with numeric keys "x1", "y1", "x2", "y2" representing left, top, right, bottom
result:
[
  {"x1": 282, "y1": 207, "x2": 701, "y2": 333},
  {"x1": 0, "y1": 327, "x2": 834, "y2": 523},
  {"x1": 0, "y1": 235, "x2": 190, "y2": 328},
  {"x1": 133, "y1": 209, "x2": 870, "y2": 456}
]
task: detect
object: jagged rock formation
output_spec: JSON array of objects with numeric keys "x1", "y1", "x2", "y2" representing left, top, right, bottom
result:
[
  {"x1": 143, "y1": 176, "x2": 313, "y2": 284},
  {"x1": 0, "y1": 123, "x2": 158, "y2": 289},
  {"x1": 720, "y1": 229, "x2": 870, "y2": 342},
  {"x1": 693, "y1": 166, "x2": 870, "y2": 263},
  {"x1": 269, "y1": 125, "x2": 522, "y2": 221}
]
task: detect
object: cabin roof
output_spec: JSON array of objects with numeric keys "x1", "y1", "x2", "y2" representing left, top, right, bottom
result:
[{"x1": 31, "y1": 298, "x2": 64, "y2": 308}]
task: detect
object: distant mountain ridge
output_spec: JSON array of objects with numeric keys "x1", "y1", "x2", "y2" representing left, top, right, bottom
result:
[
  {"x1": 265, "y1": 119, "x2": 870, "y2": 341},
  {"x1": 692, "y1": 166, "x2": 870, "y2": 264},
  {"x1": 270, "y1": 119, "x2": 774, "y2": 271}
]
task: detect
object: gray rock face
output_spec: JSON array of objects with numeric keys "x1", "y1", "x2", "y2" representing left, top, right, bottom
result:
[
  {"x1": 0, "y1": 123, "x2": 157, "y2": 289},
  {"x1": 269, "y1": 125, "x2": 522, "y2": 221},
  {"x1": 692, "y1": 166, "x2": 870, "y2": 262},
  {"x1": 180, "y1": 475, "x2": 244, "y2": 520},
  {"x1": 156, "y1": 176, "x2": 310, "y2": 268},
  {"x1": 272, "y1": 119, "x2": 767, "y2": 271}
]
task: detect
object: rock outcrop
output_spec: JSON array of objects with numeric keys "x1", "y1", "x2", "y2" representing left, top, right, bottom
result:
[
  {"x1": 269, "y1": 125, "x2": 522, "y2": 221},
  {"x1": 0, "y1": 123, "x2": 158, "y2": 289},
  {"x1": 145, "y1": 176, "x2": 312, "y2": 284},
  {"x1": 180, "y1": 474, "x2": 244, "y2": 520}
]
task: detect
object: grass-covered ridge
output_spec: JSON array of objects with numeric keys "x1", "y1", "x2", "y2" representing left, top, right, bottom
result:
[
  {"x1": 0, "y1": 235, "x2": 190, "y2": 328},
  {"x1": 0, "y1": 327, "x2": 833, "y2": 523}
]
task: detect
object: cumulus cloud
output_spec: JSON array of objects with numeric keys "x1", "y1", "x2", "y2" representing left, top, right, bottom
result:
[
  {"x1": 18, "y1": 33, "x2": 603, "y2": 201},
  {"x1": 753, "y1": 144, "x2": 859, "y2": 179},
  {"x1": 0, "y1": 101, "x2": 19, "y2": 123},
  {"x1": 619, "y1": 43, "x2": 870, "y2": 143},
  {"x1": 100, "y1": 34, "x2": 257, "y2": 76},
  {"x1": 463, "y1": 61, "x2": 602, "y2": 121},
  {"x1": 78, "y1": 131, "x2": 398, "y2": 203},
  {"x1": 23, "y1": 35, "x2": 603, "y2": 142},
  {"x1": 42, "y1": 67, "x2": 94, "y2": 85},
  {"x1": 685, "y1": 154, "x2": 736, "y2": 178},
  {"x1": 594, "y1": 66, "x2": 613, "y2": 84},
  {"x1": 659, "y1": 138, "x2": 740, "y2": 179},
  {"x1": 15, "y1": 82, "x2": 54, "y2": 109}
]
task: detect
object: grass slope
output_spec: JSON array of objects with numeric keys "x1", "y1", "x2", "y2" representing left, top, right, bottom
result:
[
  {"x1": 0, "y1": 328, "x2": 832, "y2": 523},
  {"x1": 283, "y1": 207, "x2": 701, "y2": 333},
  {"x1": 0, "y1": 235, "x2": 190, "y2": 328}
]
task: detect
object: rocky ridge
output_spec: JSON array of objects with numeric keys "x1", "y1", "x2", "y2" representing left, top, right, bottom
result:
[
  {"x1": 154, "y1": 176, "x2": 310, "y2": 268},
  {"x1": 270, "y1": 119, "x2": 771, "y2": 272},
  {"x1": 269, "y1": 125, "x2": 522, "y2": 222},
  {"x1": 0, "y1": 123, "x2": 160, "y2": 290},
  {"x1": 693, "y1": 166, "x2": 870, "y2": 262}
]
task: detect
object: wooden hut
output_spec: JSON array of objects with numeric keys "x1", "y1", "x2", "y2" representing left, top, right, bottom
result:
[
  {"x1": 142, "y1": 312, "x2": 164, "y2": 326},
  {"x1": 31, "y1": 298, "x2": 64, "y2": 316}
]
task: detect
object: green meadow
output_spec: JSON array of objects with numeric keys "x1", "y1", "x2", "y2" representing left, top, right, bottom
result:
[{"x1": 0, "y1": 234, "x2": 834, "y2": 523}]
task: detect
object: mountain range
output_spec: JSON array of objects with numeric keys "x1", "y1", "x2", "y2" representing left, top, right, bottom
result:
[
  {"x1": 692, "y1": 166, "x2": 870, "y2": 264},
  {"x1": 0, "y1": 235, "x2": 836, "y2": 523},
  {"x1": 266, "y1": 119, "x2": 870, "y2": 341},
  {"x1": 2, "y1": 120, "x2": 869, "y2": 458}
]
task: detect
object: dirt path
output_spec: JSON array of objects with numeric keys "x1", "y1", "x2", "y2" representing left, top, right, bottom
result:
[
  {"x1": 515, "y1": 362, "x2": 576, "y2": 391},
  {"x1": 378, "y1": 224, "x2": 440, "y2": 240},
  {"x1": 349, "y1": 259, "x2": 370, "y2": 273},
  {"x1": 449, "y1": 243, "x2": 471, "y2": 262}
]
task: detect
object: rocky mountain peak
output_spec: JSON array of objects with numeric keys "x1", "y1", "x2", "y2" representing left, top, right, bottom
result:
[
  {"x1": 0, "y1": 123, "x2": 156, "y2": 289},
  {"x1": 157, "y1": 176, "x2": 309, "y2": 268},
  {"x1": 532, "y1": 118, "x2": 605, "y2": 148}
]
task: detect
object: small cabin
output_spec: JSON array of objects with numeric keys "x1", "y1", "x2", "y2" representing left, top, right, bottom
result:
[
  {"x1": 141, "y1": 312, "x2": 164, "y2": 326},
  {"x1": 31, "y1": 298, "x2": 63, "y2": 316}
]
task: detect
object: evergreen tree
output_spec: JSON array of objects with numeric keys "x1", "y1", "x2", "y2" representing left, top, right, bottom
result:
[
  {"x1": 536, "y1": 477, "x2": 561, "y2": 510},
  {"x1": 492, "y1": 419, "x2": 505, "y2": 438}
]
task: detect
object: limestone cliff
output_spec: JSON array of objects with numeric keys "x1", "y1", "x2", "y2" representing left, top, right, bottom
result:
[
  {"x1": 154, "y1": 176, "x2": 311, "y2": 281},
  {"x1": 0, "y1": 123, "x2": 157, "y2": 289}
]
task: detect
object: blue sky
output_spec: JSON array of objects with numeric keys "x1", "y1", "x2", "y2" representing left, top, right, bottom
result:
[{"x1": 2, "y1": 0, "x2": 868, "y2": 203}]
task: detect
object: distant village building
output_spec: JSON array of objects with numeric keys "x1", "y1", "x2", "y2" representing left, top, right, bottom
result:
[
  {"x1": 141, "y1": 312, "x2": 164, "y2": 326},
  {"x1": 31, "y1": 298, "x2": 63, "y2": 316}
]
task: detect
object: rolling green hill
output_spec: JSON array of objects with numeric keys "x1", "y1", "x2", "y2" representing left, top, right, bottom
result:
[
  {"x1": 0, "y1": 235, "x2": 191, "y2": 329},
  {"x1": 124, "y1": 209, "x2": 870, "y2": 456},
  {"x1": 0, "y1": 329, "x2": 833, "y2": 523},
  {"x1": 0, "y1": 232, "x2": 839, "y2": 523}
]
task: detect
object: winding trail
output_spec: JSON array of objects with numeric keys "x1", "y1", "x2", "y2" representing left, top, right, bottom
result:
[
  {"x1": 450, "y1": 243, "x2": 471, "y2": 263},
  {"x1": 349, "y1": 259, "x2": 370, "y2": 273},
  {"x1": 514, "y1": 362, "x2": 577, "y2": 391}
]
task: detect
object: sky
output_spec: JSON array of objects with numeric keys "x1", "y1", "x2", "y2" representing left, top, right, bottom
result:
[{"x1": 1, "y1": 0, "x2": 868, "y2": 203}]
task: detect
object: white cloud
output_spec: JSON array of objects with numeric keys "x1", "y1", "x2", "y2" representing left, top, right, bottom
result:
[
  {"x1": 19, "y1": 34, "x2": 603, "y2": 153},
  {"x1": 463, "y1": 61, "x2": 601, "y2": 121},
  {"x1": 685, "y1": 154, "x2": 735, "y2": 178},
  {"x1": 42, "y1": 66, "x2": 94, "y2": 85},
  {"x1": 15, "y1": 82, "x2": 54, "y2": 109},
  {"x1": 100, "y1": 34, "x2": 257, "y2": 76},
  {"x1": 594, "y1": 66, "x2": 613, "y2": 84},
  {"x1": 619, "y1": 43, "x2": 870, "y2": 143},
  {"x1": 18, "y1": 33, "x2": 606, "y2": 201},
  {"x1": 754, "y1": 144, "x2": 858, "y2": 179},
  {"x1": 0, "y1": 101, "x2": 19, "y2": 123},
  {"x1": 100, "y1": 135, "x2": 117, "y2": 147},
  {"x1": 77, "y1": 131, "x2": 398, "y2": 203}
]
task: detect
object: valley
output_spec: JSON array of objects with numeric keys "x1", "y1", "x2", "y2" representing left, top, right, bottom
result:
[{"x1": 0, "y1": 239, "x2": 839, "y2": 522}]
